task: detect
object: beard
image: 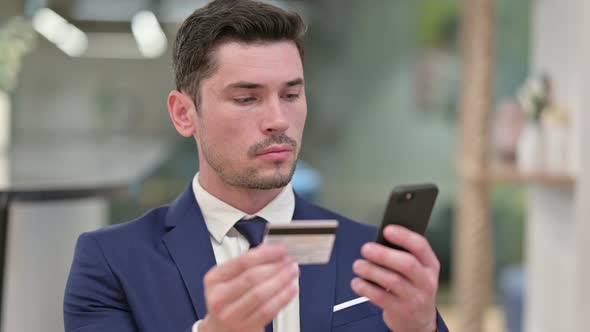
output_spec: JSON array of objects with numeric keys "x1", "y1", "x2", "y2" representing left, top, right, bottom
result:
[{"x1": 200, "y1": 134, "x2": 299, "y2": 190}]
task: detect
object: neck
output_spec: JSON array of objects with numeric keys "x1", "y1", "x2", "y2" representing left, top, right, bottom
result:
[{"x1": 198, "y1": 169, "x2": 285, "y2": 215}]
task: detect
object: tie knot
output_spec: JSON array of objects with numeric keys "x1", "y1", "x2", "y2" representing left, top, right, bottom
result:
[{"x1": 234, "y1": 216, "x2": 268, "y2": 248}]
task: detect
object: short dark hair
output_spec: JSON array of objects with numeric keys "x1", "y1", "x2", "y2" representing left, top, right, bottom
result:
[{"x1": 172, "y1": 0, "x2": 306, "y2": 106}]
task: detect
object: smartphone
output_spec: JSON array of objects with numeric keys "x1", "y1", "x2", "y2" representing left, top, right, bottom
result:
[{"x1": 376, "y1": 183, "x2": 439, "y2": 251}]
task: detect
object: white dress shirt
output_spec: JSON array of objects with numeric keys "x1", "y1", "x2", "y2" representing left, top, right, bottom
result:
[{"x1": 192, "y1": 174, "x2": 300, "y2": 332}]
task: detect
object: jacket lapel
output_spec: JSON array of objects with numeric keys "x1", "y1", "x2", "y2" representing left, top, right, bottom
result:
[
  {"x1": 162, "y1": 185, "x2": 216, "y2": 320},
  {"x1": 294, "y1": 195, "x2": 337, "y2": 332}
]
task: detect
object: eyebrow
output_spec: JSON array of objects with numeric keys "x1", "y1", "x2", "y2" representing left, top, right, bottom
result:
[
  {"x1": 225, "y1": 78, "x2": 304, "y2": 90},
  {"x1": 286, "y1": 78, "x2": 304, "y2": 87}
]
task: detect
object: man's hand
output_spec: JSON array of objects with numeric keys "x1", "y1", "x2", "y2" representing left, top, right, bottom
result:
[
  {"x1": 200, "y1": 244, "x2": 299, "y2": 332},
  {"x1": 351, "y1": 225, "x2": 440, "y2": 332}
]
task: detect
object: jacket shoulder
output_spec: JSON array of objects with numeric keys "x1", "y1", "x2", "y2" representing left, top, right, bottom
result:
[{"x1": 81, "y1": 204, "x2": 171, "y2": 251}]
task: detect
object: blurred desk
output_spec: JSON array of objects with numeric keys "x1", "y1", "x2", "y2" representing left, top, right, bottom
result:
[{"x1": 0, "y1": 137, "x2": 171, "y2": 332}]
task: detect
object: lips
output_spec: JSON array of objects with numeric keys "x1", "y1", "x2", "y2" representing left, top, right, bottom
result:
[
  {"x1": 258, "y1": 145, "x2": 293, "y2": 155},
  {"x1": 256, "y1": 145, "x2": 293, "y2": 161}
]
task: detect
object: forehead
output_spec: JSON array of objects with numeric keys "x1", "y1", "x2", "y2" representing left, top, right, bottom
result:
[{"x1": 207, "y1": 40, "x2": 304, "y2": 86}]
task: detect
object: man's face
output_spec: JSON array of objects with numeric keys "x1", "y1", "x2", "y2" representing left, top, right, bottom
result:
[{"x1": 194, "y1": 40, "x2": 307, "y2": 190}]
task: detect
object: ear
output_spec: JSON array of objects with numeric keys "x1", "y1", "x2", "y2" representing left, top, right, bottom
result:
[{"x1": 167, "y1": 90, "x2": 197, "y2": 137}]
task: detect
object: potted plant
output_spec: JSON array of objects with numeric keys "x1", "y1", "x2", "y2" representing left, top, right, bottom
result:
[
  {"x1": 0, "y1": 16, "x2": 36, "y2": 150},
  {"x1": 515, "y1": 74, "x2": 550, "y2": 172}
]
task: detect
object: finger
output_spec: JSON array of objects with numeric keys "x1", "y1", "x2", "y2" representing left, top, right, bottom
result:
[
  {"x1": 204, "y1": 244, "x2": 288, "y2": 285},
  {"x1": 218, "y1": 261, "x2": 299, "y2": 324},
  {"x1": 243, "y1": 281, "x2": 299, "y2": 327},
  {"x1": 361, "y1": 242, "x2": 433, "y2": 290},
  {"x1": 207, "y1": 258, "x2": 292, "y2": 314},
  {"x1": 382, "y1": 225, "x2": 440, "y2": 271},
  {"x1": 352, "y1": 259, "x2": 416, "y2": 299},
  {"x1": 350, "y1": 277, "x2": 396, "y2": 310}
]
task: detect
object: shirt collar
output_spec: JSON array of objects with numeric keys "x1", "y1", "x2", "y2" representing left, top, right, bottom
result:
[{"x1": 192, "y1": 173, "x2": 295, "y2": 243}]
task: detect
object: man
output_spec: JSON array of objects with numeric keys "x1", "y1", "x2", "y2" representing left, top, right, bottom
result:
[{"x1": 64, "y1": 1, "x2": 449, "y2": 331}]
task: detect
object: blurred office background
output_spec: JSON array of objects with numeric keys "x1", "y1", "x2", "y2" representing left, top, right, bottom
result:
[{"x1": 4, "y1": 0, "x2": 589, "y2": 332}]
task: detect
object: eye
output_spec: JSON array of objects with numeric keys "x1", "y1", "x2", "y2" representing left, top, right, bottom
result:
[
  {"x1": 283, "y1": 93, "x2": 300, "y2": 101},
  {"x1": 233, "y1": 96, "x2": 257, "y2": 105}
]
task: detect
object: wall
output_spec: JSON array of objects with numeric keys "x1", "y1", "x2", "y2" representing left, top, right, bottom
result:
[{"x1": 528, "y1": 0, "x2": 590, "y2": 331}]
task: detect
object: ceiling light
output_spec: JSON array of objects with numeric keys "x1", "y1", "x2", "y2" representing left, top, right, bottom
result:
[
  {"x1": 131, "y1": 10, "x2": 167, "y2": 58},
  {"x1": 32, "y1": 8, "x2": 88, "y2": 57}
]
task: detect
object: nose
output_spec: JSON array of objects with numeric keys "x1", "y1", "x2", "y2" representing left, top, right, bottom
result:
[{"x1": 260, "y1": 96, "x2": 289, "y2": 134}]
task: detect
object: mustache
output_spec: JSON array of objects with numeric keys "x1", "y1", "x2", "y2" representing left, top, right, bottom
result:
[{"x1": 248, "y1": 134, "x2": 298, "y2": 156}]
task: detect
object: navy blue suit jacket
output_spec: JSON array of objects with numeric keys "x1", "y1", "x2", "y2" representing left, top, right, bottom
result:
[{"x1": 64, "y1": 185, "x2": 449, "y2": 331}]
